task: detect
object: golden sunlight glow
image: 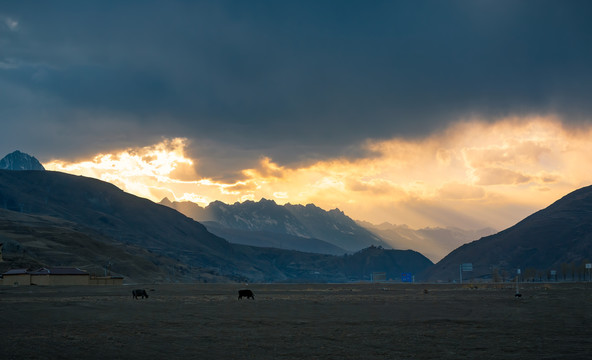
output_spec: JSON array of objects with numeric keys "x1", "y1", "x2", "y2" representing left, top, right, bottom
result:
[{"x1": 44, "y1": 116, "x2": 592, "y2": 231}]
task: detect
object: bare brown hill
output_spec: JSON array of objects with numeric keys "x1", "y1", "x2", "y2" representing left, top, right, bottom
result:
[
  {"x1": 0, "y1": 208, "x2": 225, "y2": 283},
  {"x1": 0, "y1": 170, "x2": 247, "y2": 275}
]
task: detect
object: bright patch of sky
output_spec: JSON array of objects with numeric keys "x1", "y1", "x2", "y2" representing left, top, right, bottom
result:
[{"x1": 45, "y1": 116, "x2": 592, "y2": 230}]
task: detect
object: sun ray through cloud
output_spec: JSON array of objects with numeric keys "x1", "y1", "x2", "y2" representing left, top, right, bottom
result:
[{"x1": 42, "y1": 116, "x2": 592, "y2": 230}]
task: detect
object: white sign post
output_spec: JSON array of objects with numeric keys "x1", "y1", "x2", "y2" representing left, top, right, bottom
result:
[{"x1": 459, "y1": 263, "x2": 473, "y2": 284}]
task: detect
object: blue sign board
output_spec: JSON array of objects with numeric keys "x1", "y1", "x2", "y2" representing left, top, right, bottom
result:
[
  {"x1": 461, "y1": 263, "x2": 473, "y2": 272},
  {"x1": 401, "y1": 273, "x2": 413, "y2": 282}
]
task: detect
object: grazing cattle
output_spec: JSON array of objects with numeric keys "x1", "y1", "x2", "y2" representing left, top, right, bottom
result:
[
  {"x1": 132, "y1": 289, "x2": 149, "y2": 299},
  {"x1": 238, "y1": 289, "x2": 255, "y2": 300},
  {"x1": 515, "y1": 293, "x2": 522, "y2": 298}
]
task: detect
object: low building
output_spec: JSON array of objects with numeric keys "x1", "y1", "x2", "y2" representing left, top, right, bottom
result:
[
  {"x1": 29, "y1": 267, "x2": 90, "y2": 286},
  {"x1": 1, "y1": 267, "x2": 123, "y2": 286},
  {"x1": 1, "y1": 268, "x2": 31, "y2": 286}
]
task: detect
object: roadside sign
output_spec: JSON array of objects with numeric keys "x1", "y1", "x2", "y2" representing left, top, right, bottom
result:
[
  {"x1": 401, "y1": 273, "x2": 413, "y2": 283},
  {"x1": 459, "y1": 263, "x2": 473, "y2": 284},
  {"x1": 586, "y1": 264, "x2": 592, "y2": 269},
  {"x1": 461, "y1": 263, "x2": 473, "y2": 272}
]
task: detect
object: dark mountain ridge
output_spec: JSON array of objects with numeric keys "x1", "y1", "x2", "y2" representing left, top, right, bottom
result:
[
  {"x1": 421, "y1": 185, "x2": 592, "y2": 282},
  {"x1": 0, "y1": 208, "x2": 218, "y2": 283},
  {"x1": 0, "y1": 170, "x2": 245, "y2": 279},
  {"x1": 0, "y1": 170, "x2": 432, "y2": 282}
]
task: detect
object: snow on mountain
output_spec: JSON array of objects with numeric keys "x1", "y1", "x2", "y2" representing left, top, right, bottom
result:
[{"x1": 0, "y1": 151, "x2": 45, "y2": 171}]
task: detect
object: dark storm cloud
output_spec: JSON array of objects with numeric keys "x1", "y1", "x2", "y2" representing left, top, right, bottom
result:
[{"x1": 1, "y1": 0, "x2": 592, "y2": 175}]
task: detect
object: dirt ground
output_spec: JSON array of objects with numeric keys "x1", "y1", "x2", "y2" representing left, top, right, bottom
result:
[{"x1": 1, "y1": 282, "x2": 591, "y2": 359}]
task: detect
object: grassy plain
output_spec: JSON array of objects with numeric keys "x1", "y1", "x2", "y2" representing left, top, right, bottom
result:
[{"x1": 1, "y1": 282, "x2": 591, "y2": 359}]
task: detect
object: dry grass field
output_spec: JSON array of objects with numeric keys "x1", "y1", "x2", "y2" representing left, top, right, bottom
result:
[{"x1": 1, "y1": 282, "x2": 591, "y2": 359}]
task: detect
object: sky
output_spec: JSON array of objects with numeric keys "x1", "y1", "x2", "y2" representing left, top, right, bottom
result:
[{"x1": 2, "y1": 1, "x2": 592, "y2": 231}]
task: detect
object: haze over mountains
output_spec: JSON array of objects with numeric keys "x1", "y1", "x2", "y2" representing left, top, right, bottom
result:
[
  {"x1": 422, "y1": 185, "x2": 592, "y2": 282},
  {"x1": 359, "y1": 222, "x2": 497, "y2": 263}
]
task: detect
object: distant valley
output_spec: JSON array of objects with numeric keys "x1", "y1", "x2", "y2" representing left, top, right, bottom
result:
[
  {"x1": 358, "y1": 221, "x2": 496, "y2": 263},
  {"x1": 162, "y1": 198, "x2": 496, "y2": 262},
  {"x1": 148, "y1": 185, "x2": 592, "y2": 283},
  {"x1": 2, "y1": 151, "x2": 592, "y2": 285}
]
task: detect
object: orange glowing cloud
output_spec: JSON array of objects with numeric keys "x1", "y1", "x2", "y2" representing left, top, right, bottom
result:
[
  {"x1": 44, "y1": 116, "x2": 592, "y2": 231},
  {"x1": 46, "y1": 138, "x2": 223, "y2": 206}
]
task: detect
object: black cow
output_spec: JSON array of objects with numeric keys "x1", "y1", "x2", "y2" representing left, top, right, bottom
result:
[
  {"x1": 238, "y1": 289, "x2": 254, "y2": 300},
  {"x1": 132, "y1": 289, "x2": 149, "y2": 299}
]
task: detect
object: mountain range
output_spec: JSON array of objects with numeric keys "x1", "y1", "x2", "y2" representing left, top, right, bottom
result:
[
  {"x1": 162, "y1": 198, "x2": 495, "y2": 262},
  {"x1": 160, "y1": 198, "x2": 389, "y2": 253},
  {"x1": 2, "y1": 150, "x2": 591, "y2": 285},
  {"x1": 0, "y1": 169, "x2": 432, "y2": 282},
  {"x1": 163, "y1": 182, "x2": 592, "y2": 283}
]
